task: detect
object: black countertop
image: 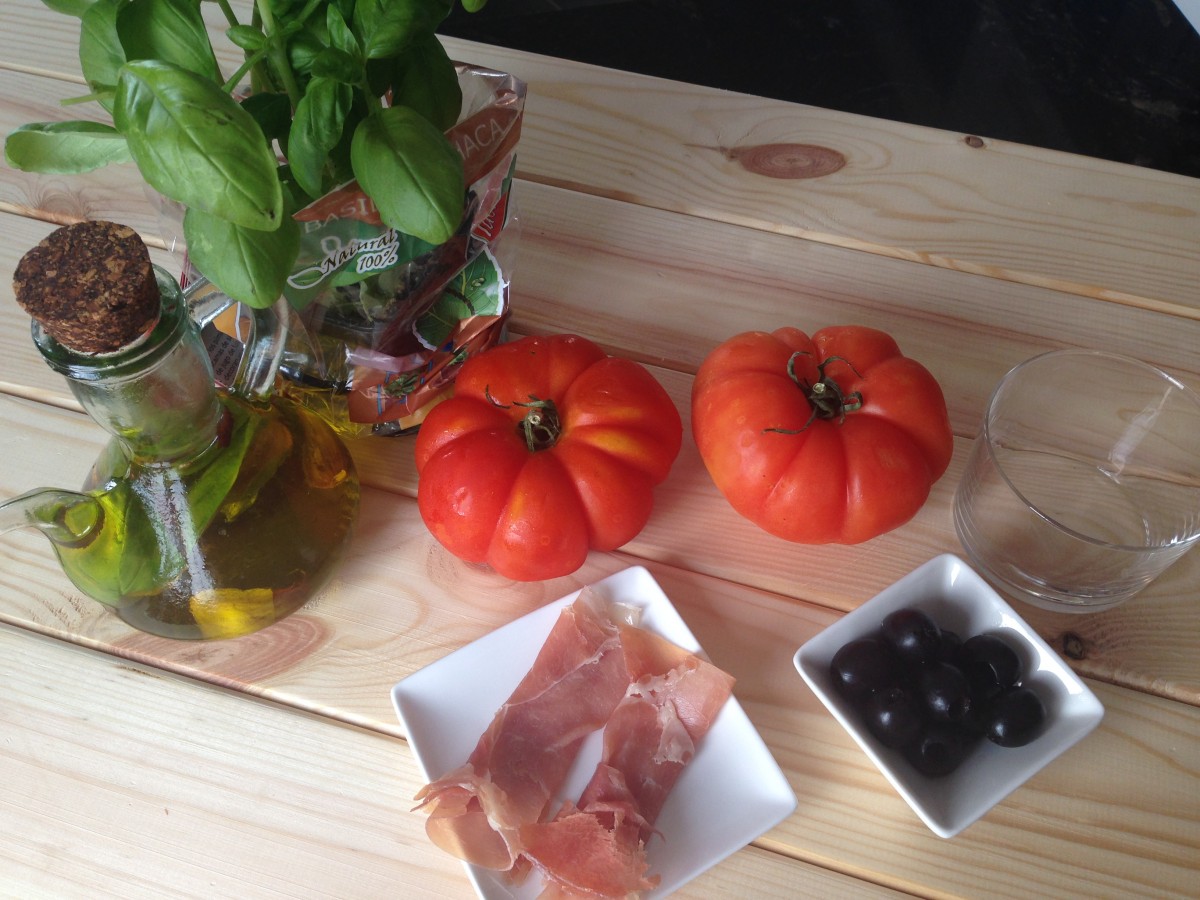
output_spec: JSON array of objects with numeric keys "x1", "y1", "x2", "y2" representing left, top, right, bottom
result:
[{"x1": 439, "y1": 0, "x2": 1200, "y2": 180}]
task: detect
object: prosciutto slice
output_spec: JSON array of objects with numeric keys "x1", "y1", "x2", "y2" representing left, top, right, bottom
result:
[
  {"x1": 413, "y1": 588, "x2": 632, "y2": 871},
  {"x1": 519, "y1": 624, "x2": 736, "y2": 898}
]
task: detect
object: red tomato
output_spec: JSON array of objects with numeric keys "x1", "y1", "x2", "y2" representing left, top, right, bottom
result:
[
  {"x1": 415, "y1": 334, "x2": 683, "y2": 580},
  {"x1": 691, "y1": 326, "x2": 953, "y2": 544}
]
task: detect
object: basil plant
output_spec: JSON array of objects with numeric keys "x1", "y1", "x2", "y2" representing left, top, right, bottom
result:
[{"x1": 6, "y1": 0, "x2": 486, "y2": 308}]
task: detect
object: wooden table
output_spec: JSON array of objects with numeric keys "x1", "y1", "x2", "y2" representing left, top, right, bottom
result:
[{"x1": 2, "y1": 2, "x2": 1198, "y2": 897}]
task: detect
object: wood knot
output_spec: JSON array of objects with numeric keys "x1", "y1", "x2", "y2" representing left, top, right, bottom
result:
[
  {"x1": 963, "y1": 135, "x2": 986, "y2": 149},
  {"x1": 725, "y1": 143, "x2": 847, "y2": 179},
  {"x1": 113, "y1": 614, "x2": 332, "y2": 683},
  {"x1": 1061, "y1": 631, "x2": 1087, "y2": 660}
]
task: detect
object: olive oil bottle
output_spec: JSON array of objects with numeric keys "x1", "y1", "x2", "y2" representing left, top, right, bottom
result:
[{"x1": 3, "y1": 221, "x2": 359, "y2": 639}]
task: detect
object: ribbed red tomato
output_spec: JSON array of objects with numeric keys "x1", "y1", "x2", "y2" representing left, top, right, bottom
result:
[
  {"x1": 415, "y1": 334, "x2": 683, "y2": 580},
  {"x1": 691, "y1": 326, "x2": 953, "y2": 544}
]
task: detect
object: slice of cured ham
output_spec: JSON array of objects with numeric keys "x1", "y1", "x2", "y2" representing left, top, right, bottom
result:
[
  {"x1": 413, "y1": 587, "x2": 632, "y2": 871},
  {"x1": 519, "y1": 624, "x2": 736, "y2": 898}
]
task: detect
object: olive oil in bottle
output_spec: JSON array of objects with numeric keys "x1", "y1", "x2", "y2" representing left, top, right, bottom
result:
[{"x1": 5, "y1": 221, "x2": 359, "y2": 639}]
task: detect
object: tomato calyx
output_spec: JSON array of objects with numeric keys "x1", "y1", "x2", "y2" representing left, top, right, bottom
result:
[
  {"x1": 516, "y1": 397, "x2": 562, "y2": 451},
  {"x1": 768, "y1": 352, "x2": 864, "y2": 433},
  {"x1": 487, "y1": 387, "x2": 562, "y2": 451}
]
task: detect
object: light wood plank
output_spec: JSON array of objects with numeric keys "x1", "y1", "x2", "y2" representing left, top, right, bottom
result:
[
  {"x1": 3, "y1": 244, "x2": 1199, "y2": 712},
  {"x1": 3, "y1": 3, "x2": 1199, "y2": 897},
  {"x1": 447, "y1": 39, "x2": 1200, "y2": 317},
  {"x1": 2, "y1": 202, "x2": 1200, "y2": 705},
  {"x1": 3, "y1": 529, "x2": 1198, "y2": 899},
  {"x1": 504, "y1": 181, "x2": 1200, "y2": 395},
  {"x1": 0, "y1": 622, "x2": 491, "y2": 899},
  {"x1": 2, "y1": 206, "x2": 1198, "y2": 705},
  {"x1": 0, "y1": 396, "x2": 1198, "y2": 896},
  {"x1": 3, "y1": 624, "x2": 895, "y2": 900},
  {"x1": 3, "y1": 0, "x2": 1199, "y2": 316},
  {"x1": 4, "y1": 174, "x2": 1200, "y2": 441},
  {"x1": 0, "y1": 70, "x2": 168, "y2": 237}
]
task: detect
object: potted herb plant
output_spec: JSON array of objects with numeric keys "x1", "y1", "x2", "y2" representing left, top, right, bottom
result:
[{"x1": 7, "y1": 0, "x2": 525, "y2": 433}]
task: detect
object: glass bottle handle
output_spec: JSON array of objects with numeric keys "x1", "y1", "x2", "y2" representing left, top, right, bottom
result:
[{"x1": 184, "y1": 279, "x2": 289, "y2": 402}]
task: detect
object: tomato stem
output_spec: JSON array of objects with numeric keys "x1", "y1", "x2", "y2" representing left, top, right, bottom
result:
[
  {"x1": 519, "y1": 397, "x2": 561, "y2": 451},
  {"x1": 767, "y1": 352, "x2": 864, "y2": 433},
  {"x1": 487, "y1": 388, "x2": 562, "y2": 451}
]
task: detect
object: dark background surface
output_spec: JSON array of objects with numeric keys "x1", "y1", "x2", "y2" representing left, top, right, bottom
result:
[{"x1": 439, "y1": 0, "x2": 1200, "y2": 180}]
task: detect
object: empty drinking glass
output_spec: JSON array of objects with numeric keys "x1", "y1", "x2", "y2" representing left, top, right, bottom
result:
[{"x1": 954, "y1": 349, "x2": 1200, "y2": 613}]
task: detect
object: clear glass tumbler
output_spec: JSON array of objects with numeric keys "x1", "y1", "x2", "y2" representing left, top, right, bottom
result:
[{"x1": 954, "y1": 349, "x2": 1200, "y2": 613}]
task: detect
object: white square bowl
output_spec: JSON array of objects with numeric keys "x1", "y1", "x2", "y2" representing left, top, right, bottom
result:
[
  {"x1": 395, "y1": 566, "x2": 797, "y2": 898},
  {"x1": 794, "y1": 553, "x2": 1104, "y2": 838}
]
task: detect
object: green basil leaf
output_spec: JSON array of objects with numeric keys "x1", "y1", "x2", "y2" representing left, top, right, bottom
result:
[
  {"x1": 327, "y1": 101, "x2": 366, "y2": 187},
  {"x1": 4, "y1": 121, "x2": 131, "y2": 173},
  {"x1": 115, "y1": 60, "x2": 283, "y2": 230},
  {"x1": 353, "y1": 0, "x2": 451, "y2": 59},
  {"x1": 183, "y1": 206, "x2": 301, "y2": 308},
  {"x1": 288, "y1": 77, "x2": 352, "y2": 199},
  {"x1": 311, "y1": 46, "x2": 360, "y2": 83},
  {"x1": 460, "y1": 0, "x2": 487, "y2": 11},
  {"x1": 116, "y1": 0, "x2": 222, "y2": 83},
  {"x1": 388, "y1": 33, "x2": 461, "y2": 132},
  {"x1": 227, "y1": 23, "x2": 266, "y2": 52},
  {"x1": 363, "y1": 57, "x2": 393, "y2": 98},
  {"x1": 42, "y1": 0, "x2": 99, "y2": 15},
  {"x1": 183, "y1": 401, "x2": 263, "y2": 533},
  {"x1": 112, "y1": 478, "x2": 184, "y2": 601},
  {"x1": 325, "y1": 3, "x2": 360, "y2": 59},
  {"x1": 215, "y1": 413, "x2": 295, "y2": 524},
  {"x1": 240, "y1": 91, "x2": 293, "y2": 148},
  {"x1": 351, "y1": 105, "x2": 464, "y2": 244},
  {"x1": 79, "y1": 0, "x2": 127, "y2": 113},
  {"x1": 286, "y1": 30, "x2": 324, "y2": 77},
  {"x1": 125, "y1": 469, "x2": 194, "y2": 595}
]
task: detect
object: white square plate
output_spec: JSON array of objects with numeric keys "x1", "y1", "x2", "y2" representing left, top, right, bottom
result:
[
  {"x1": 794, "y1": 553, "x2": 1104, "y2": 838},
  {"x1": 393, "y1": 566, "x2": 797, "y2": 898}
]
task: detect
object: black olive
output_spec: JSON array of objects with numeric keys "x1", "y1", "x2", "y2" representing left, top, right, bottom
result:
[
  {"x1": 829, "y1": 636, "x2": 897, "y2": 703},
  {"x1": 937, "y1": 627, "x2": 963, "y2": 663},
  {"x1": 905, "y1": 725, "x2": 974, "y2": 777},
  {"x1": 986, "y1": 687, "x2": 1047, "y2": 747},
  {"x1": 960, "y1": 633, "x2": 1022, "y2": 702},
  {"x1": 919, "y1": 661, "x2": 973, "y2": 724},
  {"x1": 880, "y1": 607, "x2": 942, "y2": 665},
  {"x1": 828, "y1": 606, "x2": 1047, "y2": 778},
  {"x1": 863, "y1": 686, "x2": 923, "y2": 749}
]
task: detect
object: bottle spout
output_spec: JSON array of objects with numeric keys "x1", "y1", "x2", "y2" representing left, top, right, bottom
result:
[
  {"x1": 1, "y1": 480, "x2": 186, "y2": 611},
  {"x1": 0, "y1": 488, "x2": 103, "y2": 548},
  {"x1": 0, "y1": 487, "x2": 142, "y2": 609}
]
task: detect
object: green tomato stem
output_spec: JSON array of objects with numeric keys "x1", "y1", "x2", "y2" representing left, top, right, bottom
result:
[
  {"x1": 766, "y1": 352, "x2": 864, "y2": 434},
  {"x1": 486, "y1": 390, "x2": 562, "y2": 451},
  {"x1": 518, "y1": 397, "x2": 562, "y2": 452}
]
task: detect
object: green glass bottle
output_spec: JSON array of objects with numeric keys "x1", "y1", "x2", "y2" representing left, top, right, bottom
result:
[{"x1": 2, "y1": 221, "x2": 360, "y2": 639}]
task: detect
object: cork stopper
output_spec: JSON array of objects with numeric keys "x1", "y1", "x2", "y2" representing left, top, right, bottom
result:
[{"x1": 12, "y1": 220, "x2": 160, "y2": 354}]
